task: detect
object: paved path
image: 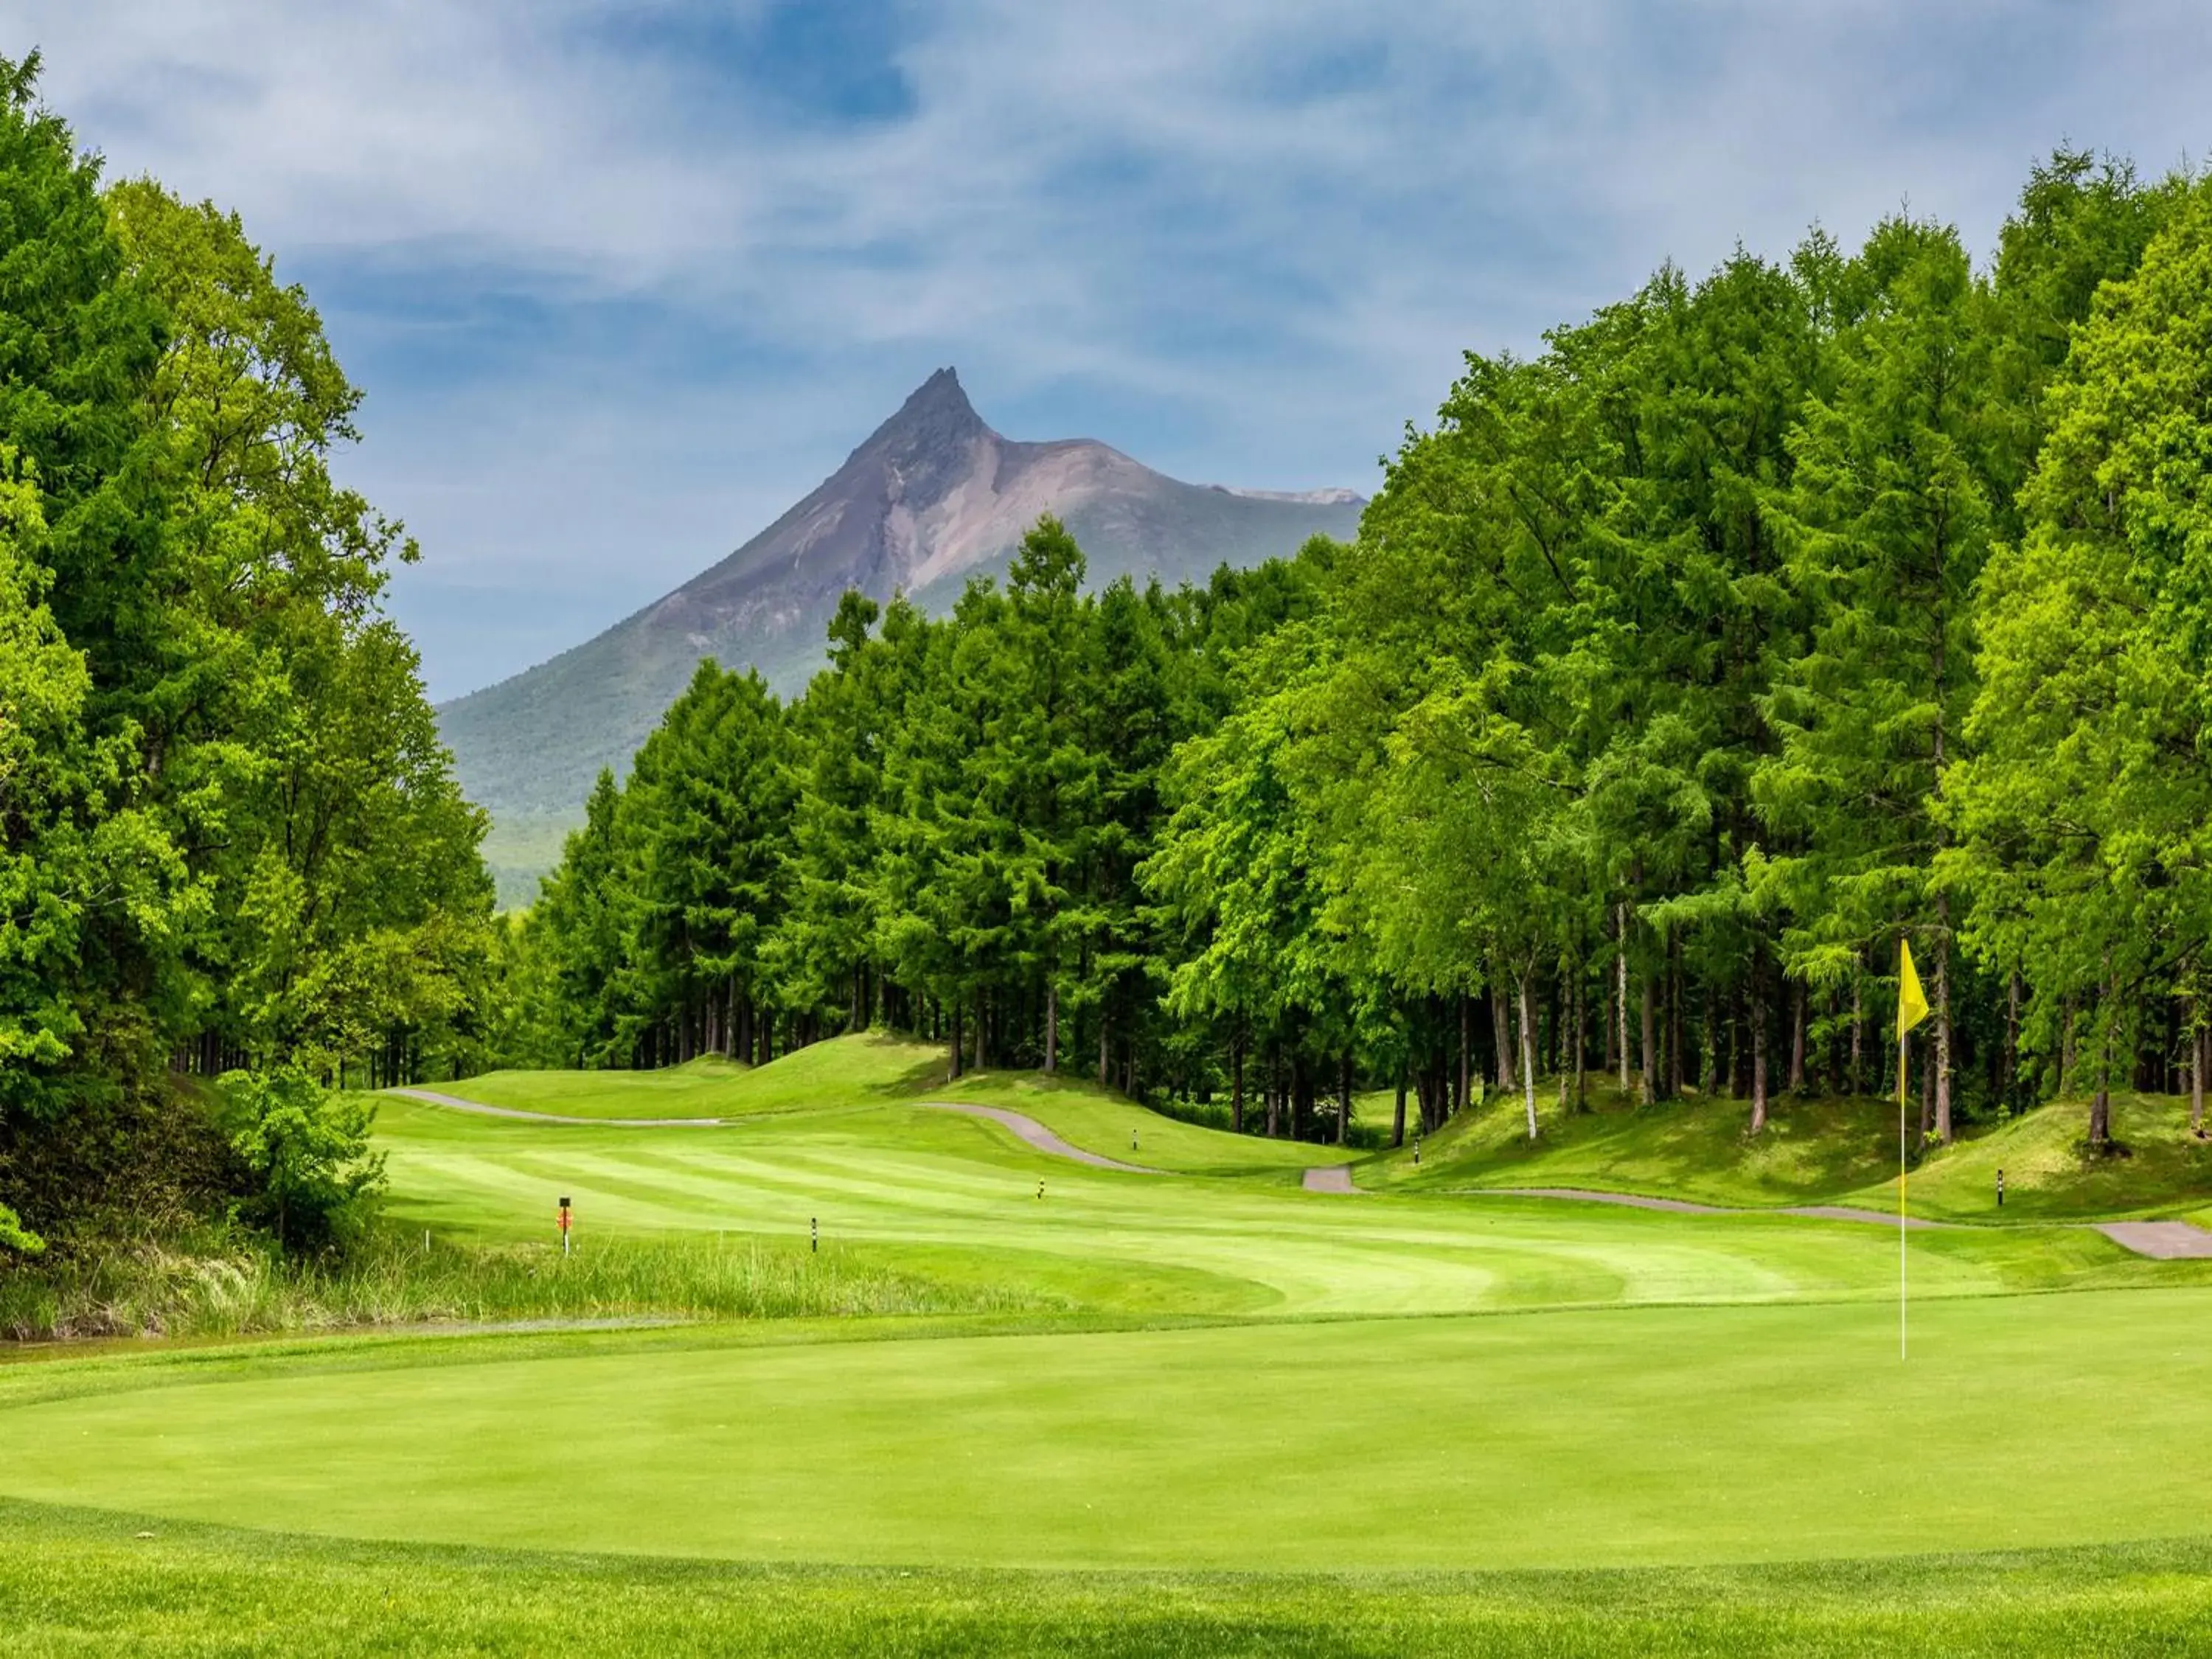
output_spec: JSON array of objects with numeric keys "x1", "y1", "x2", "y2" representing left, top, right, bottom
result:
[
  {"x1": 389, "y1": 1088, "x2": 726, "y2": 1128},
  {"x1": 2096, "y1": 1221, "x2": 2212, "y2": 1259},
  {"x1": 1484, "y1": 1186, "x2": 1948, "y2": 1228},
  {"x1": 1484, "y1": 1186, "x2": 2212, "y2": 1255},
  {"x1": 1303, "y1": 1165, "x2": 1357, "y2": 1194},
  {"x1": 919, "y1": 1102, "x2": 1166, "y2": 1174}
]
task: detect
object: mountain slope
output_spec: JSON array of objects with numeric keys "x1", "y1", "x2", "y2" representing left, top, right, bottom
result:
[{"x1": 438, "y1": 369, "x2": 1363, "y2": 900}]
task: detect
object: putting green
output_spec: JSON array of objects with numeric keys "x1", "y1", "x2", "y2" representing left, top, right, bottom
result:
[{"x1": 5, "y1": 1290, "x2": 2210, "y2": 1569}]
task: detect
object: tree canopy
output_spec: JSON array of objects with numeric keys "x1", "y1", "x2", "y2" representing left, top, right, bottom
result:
[{"x1": 512, "y1": 149, "x2": 2212, "y2": 1165}]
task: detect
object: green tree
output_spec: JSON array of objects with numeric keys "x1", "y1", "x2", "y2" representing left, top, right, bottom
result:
[
  {"x1": 1947, "y1": 182, "x2": 2212, "y2": 1148},
  {"x1": 1759, "y1": 218, "x2": 1997, "y2": 1144},
  {"x1": 219, "y1": 1065, "x2": 384, "y2": 1251}
]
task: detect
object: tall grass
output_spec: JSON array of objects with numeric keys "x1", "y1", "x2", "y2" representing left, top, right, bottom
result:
[{"x1": 0, "y1": 1228, "x2": 1054, "y2": 1342}]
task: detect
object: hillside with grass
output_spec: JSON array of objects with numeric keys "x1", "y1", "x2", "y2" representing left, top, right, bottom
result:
[{"x1": 1362, "y1": 1077, "x2": 2212, "y2": 1222}]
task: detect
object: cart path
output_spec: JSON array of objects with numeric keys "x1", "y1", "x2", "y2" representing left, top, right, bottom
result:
[
  {"x1": 1303, "y1": 1165, "x2": 1357, "y2": 1194},
  {"x1": 1481, "y1": 1186, "x2": 1949, "y2": 1228},
  {"x1": 919, "y1": 1102, "x2": 1167, "y2": 1174},
  {"x1": 389, "y1": 1088, "x2": 726, "y2": 1128},
  {"x1": 2095, "y1": 1221, "x2": 2212, "y2": 1259},
  {"x1": 1481, "y1": 1186, "x2": 2212, "y2": 1255}
]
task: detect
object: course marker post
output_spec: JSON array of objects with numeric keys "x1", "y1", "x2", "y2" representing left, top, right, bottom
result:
[
  {"x1": 558, "y1": 1194, "x2": 572, "y2": 1256},
  {"x1": 811, "y1": 1215, "x2": 818, "y2": 1253}
]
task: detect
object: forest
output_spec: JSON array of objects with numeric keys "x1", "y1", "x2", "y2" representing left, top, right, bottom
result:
[
  {"x1": 509, "y1": 150, "x2": 2212, "y2": 1161},
  {"x1": 0, "y1": 57, "x2": 493, "y2": 1257},
  {"x1": 4, "y1": 31, "x2": 2212, "y2": 1267}
]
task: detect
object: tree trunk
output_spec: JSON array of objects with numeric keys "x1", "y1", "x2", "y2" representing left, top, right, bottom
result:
[
  {"x1": 1749, "y1": 950, "x2": 1770, "y2": 1134},
  {"x1": 1492, "y1": 984, "x2": 1517, "y2": 1093},
  {"x1": 1393, "y1": 1070, "x2": 1407, "y2": 1147},
  {"x1": 1458, "y1": 993, "x2": 1471, "y2": 1114},
  {"x1": 1232, "y1": 1026, "x2": 1245, "y2": 1135},
  {"x1": 1099, "y1": 1006, "x2": 1110, "y2": 1086},
  {"x1": 1851, "y1": 975, "x2": 1864, "y2": 1096},
  {"x1": 1519, "y1": 975, "x2": 1539, "y2": 1141},
  {"x1": 1266, "y1": 1045, "x2": 1281, "y2": 1138},
  {"x1": 1573, "y1": 973, "x2": 1587, "y2": 1109},
  {"x1": 1045, "y1": 983, "x2": 1059, "y2": 1074},
  {"x1": 2000, "y1": 970, "x2": 2019, "y2": 1109},
  {"x1": 2194, "y1": 1021, "x2": 2205, "y2": 1133},
  {"x1": 1666, "y1": 934, "x2": 1685, "y2": 1100},
  {"x1": 1933, "y1": 898, "x2": 1954, "y2": 1145},
  {"x1": 1638, "y1": 966, "x2": 1655, "y2": 1106},
  {"x1": 1788, "y1": 979, "x2": 1806, "y2": 1093},
  {"x1": 1603, "y1": 957, "x2": 1618, "y2": 1077},
  {"x1": 1338, "y1": 1052, "x2": 1352, "y2": 1147},
  {"x1": 949, "y1": 998, "x2": 964, "y2": 1081},
  {"x1": 2062, "y1": 998, "x2": 2078, "y2": 1094},
  {"x1": 2090, "y1": 971, "x2": 2115, "y2": 1150},
  {"x1": 1615, "y1": 902, "x2": 1631, "y2": 1096}
]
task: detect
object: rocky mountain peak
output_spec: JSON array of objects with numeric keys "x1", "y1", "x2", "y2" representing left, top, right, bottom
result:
[
  {"x1": 852, "y1": 366, "x2": 990, "y2": 470},
  {"x1": 439, "y1": 369, "x2": 1366, "y2": 896}
]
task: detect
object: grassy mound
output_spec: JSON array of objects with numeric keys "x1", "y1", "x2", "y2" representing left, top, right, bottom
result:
[
  {"x1": 1362, "y1": 1076, "x2": 2212, "y2": 1220},
  {"x1": 425, "y1": 1033, "x2": 1342, "y2": 1172}
]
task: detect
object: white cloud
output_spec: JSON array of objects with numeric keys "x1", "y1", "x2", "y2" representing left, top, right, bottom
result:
[{"x1": 14, "y1": 1, "x2": 2210, "y2": 697}]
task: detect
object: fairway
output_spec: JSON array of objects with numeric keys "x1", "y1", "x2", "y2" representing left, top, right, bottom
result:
[
  {"x1": 7, "y1": 1289, "x2": 2212, "y2": 1571},
  {"x1": 7, "y1": 1035, "x2": 2212, "y2": 1599},
  {"x1": 358, "y1": 1043, "x2": 2192, "y2": 1325}
]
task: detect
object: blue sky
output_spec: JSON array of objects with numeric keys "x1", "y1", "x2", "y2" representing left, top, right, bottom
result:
[{"x1": 20, "y1": 1, "x2": 2212, "y2": 700}]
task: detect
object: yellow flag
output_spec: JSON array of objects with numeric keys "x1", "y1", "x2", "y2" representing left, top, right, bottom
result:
[{"x1": 1897, "y1": 939, "x2": 1930, "y2": 1039}]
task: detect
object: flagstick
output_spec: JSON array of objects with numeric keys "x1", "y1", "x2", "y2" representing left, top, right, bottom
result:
[{"x1": 1898, "y1": 1029, "x2": 1908, "y2": 1362}]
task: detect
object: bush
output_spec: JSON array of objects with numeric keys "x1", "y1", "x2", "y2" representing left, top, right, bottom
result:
[
  {"x1": 0, "y1": 1198, "x2": 39, "y2": 1256},
  {"x1": 218, "y1": 1068, "x2": 384, "y2": 1252}
]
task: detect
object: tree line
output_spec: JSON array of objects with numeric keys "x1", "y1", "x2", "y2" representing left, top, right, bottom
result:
[
  {"x1": 513, "y1": 149, "x2": 2212, "y2": 1159},
  {"x1": 5, "y1": 32, "x2": 2205, "y2": 1269},
  {"x1": 0, "y1": 58, "x2": 491, "y2": 1253}
]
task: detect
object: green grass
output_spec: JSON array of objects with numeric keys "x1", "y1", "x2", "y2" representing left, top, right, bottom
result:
[
  {"x1": 9, "y1": 1500, "x2": 2211, "y2": 1657},
  {"x1": 370, "y1": 1037, "x2": 2202, "y2": 1322},
  {"x1": 1363, "y1": 1074, "x2": 2212, "y2": 1220},
  {"x1": 7, "y1": 1292, "x2": 2212, "y2": 1570},
  {"x1": 10, "y1": 1034, "x2": 2212, "y2": 1651},
  {"x1": 435, "y1": 1034, "x2": 1342, "y2": 1172},
  {"x1": 0, "y1": 1230, "x2": 1049, "y2": 1341}
]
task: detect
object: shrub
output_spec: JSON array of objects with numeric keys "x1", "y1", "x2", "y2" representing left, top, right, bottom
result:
[{"x1": 218, "y1": 1068, "x2": 384, "y2": 1251}]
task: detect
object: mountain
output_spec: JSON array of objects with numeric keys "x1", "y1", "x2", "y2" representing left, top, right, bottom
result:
[{"x1": 438, "y1": 368, "x2": 1366, "y2": 902}]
